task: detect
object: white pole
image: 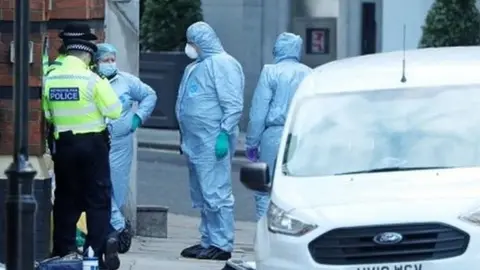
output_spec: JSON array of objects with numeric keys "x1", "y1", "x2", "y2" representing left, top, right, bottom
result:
[{"x1": 105, "y1": 0, "x2": 140, "y2": 233}]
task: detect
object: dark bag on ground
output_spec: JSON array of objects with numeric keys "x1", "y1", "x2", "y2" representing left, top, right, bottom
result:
[{"x1": 35, "y1": 256, "x2": 82, "y2": 270}]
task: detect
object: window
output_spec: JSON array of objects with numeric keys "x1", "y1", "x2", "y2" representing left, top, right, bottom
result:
[{"x1": 283, "y1": 85, "x2": 480, "y2": 176}]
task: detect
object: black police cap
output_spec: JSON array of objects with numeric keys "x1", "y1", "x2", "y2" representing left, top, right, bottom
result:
[
  {"x1": 64, "y1": 39, "x2": 98, "y2": 54},
  {"x1": 59, "y1": 23, "x2": 97, "y2": 41}
]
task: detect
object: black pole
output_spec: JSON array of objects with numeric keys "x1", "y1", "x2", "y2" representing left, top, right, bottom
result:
[{"x1": 4, "y1": 0, "x2": 37, "y2": 269}]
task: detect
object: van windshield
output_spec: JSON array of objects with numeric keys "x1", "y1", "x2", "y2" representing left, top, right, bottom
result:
[{"x1": 282, "y1": 85, "x2": 480, "y2": 176}]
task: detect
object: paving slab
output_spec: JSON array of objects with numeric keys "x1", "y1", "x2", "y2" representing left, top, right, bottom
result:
[
  {"x1": 119, "y1": 255, "x2": 226, "y2": 270},
  {"x1": 118, "y1": 214, "x2": 256, "y2": 270}
]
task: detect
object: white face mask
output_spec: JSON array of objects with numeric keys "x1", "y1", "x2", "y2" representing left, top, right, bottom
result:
[
  {"x1": 98, "y1": 62, "x2": 117, "y2": 77},
  {"x1": 185, "y1": 44, "x2": 198, "y2": 59}
]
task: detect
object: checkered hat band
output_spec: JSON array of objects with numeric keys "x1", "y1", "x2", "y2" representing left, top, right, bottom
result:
[
  {"x1": 63, "y1": 32, "x2": 85, "y2": 37},
  {"x1": 66, "y1": 44, "x2": 94, "y2": 53}
]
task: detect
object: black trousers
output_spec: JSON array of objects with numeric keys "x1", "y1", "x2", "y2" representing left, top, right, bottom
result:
[
  {"x1": 46, "y1": 123, "x2": 56, "y2": 159},
  {"x1": 52, "y1": 130, "x2": 112, "y2": 257}
]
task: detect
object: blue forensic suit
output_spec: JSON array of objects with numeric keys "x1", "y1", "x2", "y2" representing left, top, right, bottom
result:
[
  {"x1": 246, "y1": 32, "x2": 312, "y2": 221},
  {"x1": 108, "y1": 72, "x2": 157, "y2": 230},
  {"x1": 175, "y1": 22, "x2": 244, "y2": 252}
]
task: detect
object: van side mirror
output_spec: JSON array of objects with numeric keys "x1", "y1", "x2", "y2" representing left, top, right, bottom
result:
[{"x1": 240, "y1": 162, "x2": 270, "y2": 192}]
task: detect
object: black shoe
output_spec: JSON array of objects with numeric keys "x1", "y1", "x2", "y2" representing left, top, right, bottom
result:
[
  {"x1": 99, "y1": 260, "x2": 109, "y2": 270},
  {"x1": 118, "y1": 220, "x2": 133, "y2": 254},
  {"x1": 197, "y1": 246, "x2": 231, "y2": 261},
  {"x1": 180, "y1": 244, "x2": 205, "y2": 258},
  {"x1": 104, "y1": 237, "x2": 120, "y2": 270},
  {"x1": 222, "y1": 265, "x2": 236, "y2": 270}
]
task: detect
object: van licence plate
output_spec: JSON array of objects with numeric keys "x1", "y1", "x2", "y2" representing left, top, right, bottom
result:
[{"x1": 355, "y1": 264, "x2": 423, "y2": 270}]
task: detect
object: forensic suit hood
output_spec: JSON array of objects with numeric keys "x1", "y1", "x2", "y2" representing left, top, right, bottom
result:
[
  {"x1": 273, "y1": 32, "x2": 303, "y2": 63},
  {"x1": 186, "y1": 22, "x2": 224, "y2": 59}
]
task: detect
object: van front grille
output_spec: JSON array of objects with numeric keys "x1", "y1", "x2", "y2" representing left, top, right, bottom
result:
[{"x1": 308, "y1": 223, "x2": 469, "y2": 265}]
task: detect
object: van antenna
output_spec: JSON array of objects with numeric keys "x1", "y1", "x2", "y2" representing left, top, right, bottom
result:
[{"x1": 400, "y1": 24, "x2": 407, "y2": 83}]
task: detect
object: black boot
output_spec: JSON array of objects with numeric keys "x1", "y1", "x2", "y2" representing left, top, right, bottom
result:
[
  {"x1": 222, "y1": 265, "x2": 236, "y2": 270},
  {"x1": 180, "y1": 244, "x2": 206, "y2": 258},
  {"x1": 118, "y1": 220, "x2": 133, "y2": 254},
  {"x1": 103, "y1": 236, "x2": 120, "y2": 270},
  {"x1": 197, "y1": 246, "x2": 231, "y2": 261}
]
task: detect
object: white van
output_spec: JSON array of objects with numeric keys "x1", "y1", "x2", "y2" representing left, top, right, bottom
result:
[{"x1": 240, "y1": 47, "x2": 480, "y2": 270}]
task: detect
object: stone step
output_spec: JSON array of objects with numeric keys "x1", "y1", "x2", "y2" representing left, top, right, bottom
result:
[{"x1": 136, "y1": 205, "x2": 169, "y2": 238}]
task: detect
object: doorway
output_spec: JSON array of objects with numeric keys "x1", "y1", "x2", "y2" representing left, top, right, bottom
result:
[{"x1": 361, "y1": 2, "x2": 376, "y2": 55}]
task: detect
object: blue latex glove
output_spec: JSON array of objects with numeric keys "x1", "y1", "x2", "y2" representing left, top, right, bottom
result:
[
  {"x1": 245, "y1": 147, "x2": 259, "y2": 162},
  {"x1": 215, "y1": 131, "x2": 229, "y2": 159},
  {"x1": 131, "y1": 114, "x2": 142, "y2": 132}
]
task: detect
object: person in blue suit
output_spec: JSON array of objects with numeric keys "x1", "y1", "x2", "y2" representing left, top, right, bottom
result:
[
  {"x1": 245, "y1": 32, "x2": 312, "y2": 221},
  {"x1": 95, "y1": 43, "x2": 157, "y2": 254},
  {"x1": 176, "y1": 21, "x2": 244, "y2": 261}
]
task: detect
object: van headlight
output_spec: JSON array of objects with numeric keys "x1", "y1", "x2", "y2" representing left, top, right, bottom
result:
[
  {"x1": 267, "y1": 202, "x2": 317, "y2": 236},
  {"x1": 459, "y1": 206, "x2": 480, "y2": 226}
]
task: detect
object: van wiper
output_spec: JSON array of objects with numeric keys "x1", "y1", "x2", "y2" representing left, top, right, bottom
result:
[{"x1": 336, "y1": 166, "x2": 452, "y2": 175}]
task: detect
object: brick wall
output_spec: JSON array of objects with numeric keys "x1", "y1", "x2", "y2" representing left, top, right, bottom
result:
[{"x1": 0, "y1": 0, "x2": 105, "y2": 155}]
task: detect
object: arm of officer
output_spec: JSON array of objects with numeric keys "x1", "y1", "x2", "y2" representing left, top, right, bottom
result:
[
  {"x1": 42, "y1": 86, "x2": 52, "y2": 123},
  {"x1": 42, "y1": 54, "x2": 49, "y2": 76},
  {"x1": 93, "y1": 76, "x2": 122, "y2": 120}
]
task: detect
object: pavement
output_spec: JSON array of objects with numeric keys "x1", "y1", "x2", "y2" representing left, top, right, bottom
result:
[
  {"x1": 137, "y1": 128, "x2": 247, "y2": 157},
  {"x1": 119, "y1": 214, "x2": 256, "y2": 270}
]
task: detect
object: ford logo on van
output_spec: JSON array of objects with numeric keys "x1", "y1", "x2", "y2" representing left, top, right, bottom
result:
[{"x1": 373, "y1": 232, "x2": 403, "y2": 245}]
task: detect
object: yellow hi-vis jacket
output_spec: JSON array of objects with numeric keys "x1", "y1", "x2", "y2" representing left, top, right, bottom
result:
[
  {"x1": 44, "y1": 54, "x2": 95, "y2": 76},
  {"x1": 43, "y1": 55, "x2": 122, "y2": 139},
  {"x1": 44, "y1": 55, "x2": 66, "y2": 75}
]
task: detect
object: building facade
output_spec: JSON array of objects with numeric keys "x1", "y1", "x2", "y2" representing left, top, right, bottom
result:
[
  {"x1": 339, "y1": 0, "x2": 451, "y2": 58},
  {"x1": 201, "y1": 0, "x2": 475, "y2": 129}
]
